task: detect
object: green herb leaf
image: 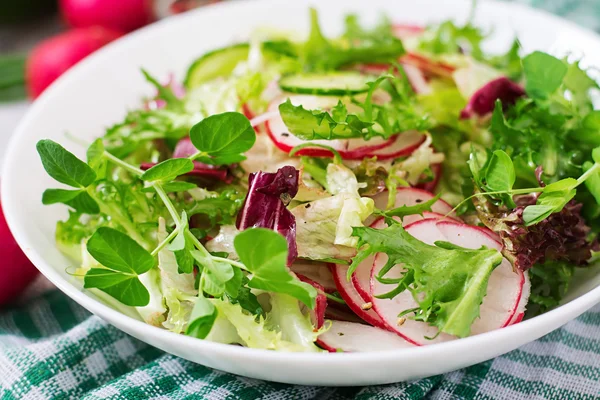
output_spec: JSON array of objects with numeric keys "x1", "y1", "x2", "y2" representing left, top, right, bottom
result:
[
  {"x1": 350, "y1": 223, "x2": 502, "y2": 337},
  {"x1": 523, "y1": 178, "x2": 577, "y2": 226},
  {"x1": 87, "y1": 227, "x2": 155, "y2": 274},
  {"x1": 376, "y1": 193, "x2": 442, "y2": 220},
  {"x1": 142, "y1": 181, "x2": 197, "y2": 193},
  {"x1": 279, "y1": 99, "x2": 372, "y2": 140},
  {"x1": 140, "y1": 159, "x2": 194, "y2": 182},
  {"x1": 583, "y1": 161, "x2": 600, "y2": 204},
  {"x1": 185, "y1": 296, "x2": 217, "y2": 339},
  {"x1": 84, "y1": 268, "x2": 150, "y2": 307},
  {"x1": 37, "y1": 139, "x2": 97, "y2": 188},
  {"x1": 190, "y1": 112, "x2": 255, "y2": 160},
  {"x1": 523, "y1": 51, "x2": 567, "y2": 100},
  {"x1": 234, "y1": 228, "x2": 317, "y2": 308},
  {"x1": 42, "y1": 188, "x2": 83, "y2": 205},
  {"x1": 484, "y1": 150, "x2": 516, "y2": 207}
]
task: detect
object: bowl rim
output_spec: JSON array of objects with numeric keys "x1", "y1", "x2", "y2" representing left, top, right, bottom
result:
[{"x1": 3, "y1": 0, "x2": 600, "y2": 365}]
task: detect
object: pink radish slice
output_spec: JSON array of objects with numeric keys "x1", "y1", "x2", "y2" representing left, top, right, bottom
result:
[
  {"x1": 356, "y1": 63, "x2": 431, "y2": 95},
  {"x1": 402, "y1": 63, "x2": 432, "y2": 95},
  {"x1": 330, "y1": 264, "x2": 390, "y2": 330},
  {"x1": 324, "y1": 306, "x2": 366, "y2": 324},
  {"x1": 290, "y1": 261, "x2": 336, "y2": 293},
  {"x1": 351, "y1": 213, "x2": 452, "y2": 302},
  {"x1": 362, "y1": 130, "x2": 425, "y2": 160},
  {"x1": 401, "y1": 53, "x2": 456, "y2": 78},
  {"x1": 368, "y1": 187, "x2": 457, "y2": 226},
  {"x1": 317, "y1": 321, "x2": 414, "y2": 352},
  {"x1": 265, "y1": 95, "x2": 423, "y2": 160},
  {"x1": 371, "y1": 219, "x2": 524, "y2": 345},
  {"x1": 297, "y1": 274, "x2": 327, "y2": 329},
  {"x1": 392, "y1": 24, "x2": 425, "y2": 39},
  {"x1": 242, "y1": 103, "x2": 255, "y2": 120},
  {"x1": 416, "y1": 163, "x2": 442, "y2": 193},
  {"x1": 507, "y1": 272, "x2": 531, "y2": 326}
]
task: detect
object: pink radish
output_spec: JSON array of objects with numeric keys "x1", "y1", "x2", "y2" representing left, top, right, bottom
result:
[
  {"x1": 400, "y1": 53, "x2": 456, "y2": 79},
  {"x1": 392, "y1": 24, "x2": 425, "y2": 39},
  {"x1": 351, "y1": 213, "x2": 453, "y2": 301},
  {"x1": 59, "y1": 0, "x2": 154, "y2": 33},
  {"x1": 507, "y1": 272, "x2": 531, "y2": 326},
  {"x1": 265, "y1": 95, "x2": 424, "y2": 160},
  {"x1": 367, "y1": 187, "x2": 457, "y2": 226},
  {"x1": 416, "y1": 163, "x2": 442, "y2": 193},
  {"x1": 371, "y1": 219, "x2": 525, "y2": 345},
  {"x1": 0, "y1": 201, "x2": 39, "y2": 305},
  {"x1": 290, "y1": 261, "x2": 336, "y2": 293},
  {"x1": 26, "y1": 27, "x2": 124, "y2": 98},
  {"x1": 317, "y1": 321, "x2": 414, "y2": 352},
  {"x1": 356, "y1": 63, "x2": 431, "y2": 95},
  {"x1": 297, "y1": 274, "x2": 327, "y2": 329},
  {"x1": 330, "y1": 264, "x2": 390, "y2": 330},
  {"x1": 324, "y1": 306, "x2": 366, "y2": 324}
]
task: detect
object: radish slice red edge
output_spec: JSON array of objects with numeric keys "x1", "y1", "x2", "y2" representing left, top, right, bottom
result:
[
  {"x1": 329, "y1": 263, "x2": 390, "y2": 330},
  {"x1": 317, "y1": 321, "x2": 415, "y2": 352},
  {"x1": 370, "y1": 219, "x2": 525, "y2": 345},
  {"x1": 264, "y1": 95, "x2": 425, "y2": 160},
  {"x1": 297, "y1": 274, "x2": 326, "y2": 329},
  {"x1": 416, "y1": 163, "x2": 442, "y2": 192},
  {"x1": 289, "y1": 261, "x2": 338, "y2": 294},
  {"x1": 401, "y1": 53, "x2": 456, "y2": 78}
]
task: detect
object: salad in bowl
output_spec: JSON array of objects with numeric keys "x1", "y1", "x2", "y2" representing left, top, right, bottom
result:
[{"x1": 35, "y1": 8, "x2": 600, "y2": 353}]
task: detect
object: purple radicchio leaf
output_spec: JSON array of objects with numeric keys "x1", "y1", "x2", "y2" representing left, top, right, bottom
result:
[
  {"x1": 460, "y1": 77, "x2": 525, "y2": 119},
  {"x1": 474, "y1": 169, "x2": 599, "y2": 271},
  {"x1": 236, "y1": 166, "x2": 299, "y2": 266}
]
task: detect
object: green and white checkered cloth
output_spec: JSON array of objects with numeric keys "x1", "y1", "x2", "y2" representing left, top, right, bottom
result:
[{"x1": 2, "y1": 1, "x2": 600, "y2": 398}]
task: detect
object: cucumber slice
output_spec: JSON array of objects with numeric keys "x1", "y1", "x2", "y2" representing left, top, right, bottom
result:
[
  {"x1": 184, "y1": 43, "x2": 250, "y2": 89},
  {"x1": 184, "y1": 42, "x2": 300, "y2": 89},
  {"x1": 278, "y1": 72, "x2": 373, "y2": 95}
]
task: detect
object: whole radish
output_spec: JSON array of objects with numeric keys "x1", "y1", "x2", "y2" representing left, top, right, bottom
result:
[
  {"x1": 0, "y1": 201, "x2": 39, "y2": 306},
  {"x1": 26, "y1": 26, "x2": 123, "y2": 98},
  {"x1": 60, "y1": 0, "x2": 155, "y2": 33}
]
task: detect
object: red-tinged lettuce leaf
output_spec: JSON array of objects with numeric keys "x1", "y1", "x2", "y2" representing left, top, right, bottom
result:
[
  {"x1": 236, "y1": 166, "x2": 299, "y2": 266},
  {"x1": 460, "y1": 77, "x2": 525, "y2": 119},
  {"x1": 475, "y1": 194, "x2": 598, "y2": 271}
]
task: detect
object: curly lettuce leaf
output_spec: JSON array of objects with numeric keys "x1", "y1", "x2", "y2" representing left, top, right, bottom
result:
[{"x1": 350, "y1": 222, "x2": 503, "y2": 338}]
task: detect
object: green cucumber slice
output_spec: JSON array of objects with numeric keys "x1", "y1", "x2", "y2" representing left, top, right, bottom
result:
[
  {"x1": 184, "y1": 41, "x2": 300, "y2": 89},
  {"x1": 184, "y1": 43, "x2": 250, "y2": 89},
  {"x1": 278, "y1": 72, "x2": 373, "y2": 95}
]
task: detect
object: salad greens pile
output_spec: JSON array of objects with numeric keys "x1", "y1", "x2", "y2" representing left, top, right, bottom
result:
[{"x1": 37, "y1": 7, "x2": 600, "y2": 352}]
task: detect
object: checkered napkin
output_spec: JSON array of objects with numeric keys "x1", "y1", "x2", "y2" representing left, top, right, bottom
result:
[
  {"x1": 2, "y1": 0, "x2": 600, "y2": 398},
  {"x1": 1, "y1": 284, "x2": 599, "y2": 400}
]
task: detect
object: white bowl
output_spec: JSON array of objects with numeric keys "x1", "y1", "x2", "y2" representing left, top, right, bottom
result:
[{"x1": 3, "y1": 0, "x2": 600, "y2": 386}]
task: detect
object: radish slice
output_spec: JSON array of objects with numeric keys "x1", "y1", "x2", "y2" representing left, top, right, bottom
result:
[
  {"x1": 330, "y1": 264, "x2": 390, "y2": 330},
  {"x1": 392, "y1": 24, "x2": 425, "y2": 39},
  {"x1": 363, "y1": 130, "x2": 425, "y2": 160},
  {"x1": 416, "y1": 163, "x2": 442, "y2": 193},
  {"x1": 324, "y1": 305, "x2": 366, "y2": 324},
  {"x1": 297, "y1": 274, "x2": 327, "y2": 329},
  {"x1": 265, "y1": 95, "x2": 424, "y2": 160},
  {"x1": 317, "y1": 321, "x2": 414, "y2": 352},
  {"x1": 290, "y1": 261, "x2": 336, "y2": 293},
  {"x1": 402, "y1": 63, "x2": 432, "y2": 95},
  {"x1": 367, "y1": 187, "x2": 457, "y2": 226},
  {"x1": 401, "y1": 53, "x2": 456, "y2": 78},
  {"x1": 371, "y1": 219, "x2": 525, "y2": 345},
  {"x1": 351, "y1": 212, "x2": 451, "y2": 302},
  {"x1": 356, "y1": 62, "x2": 431, "y2": 95},
  {"x1": 507, "y1": 272, "x2": 531, "y2": 326}
]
